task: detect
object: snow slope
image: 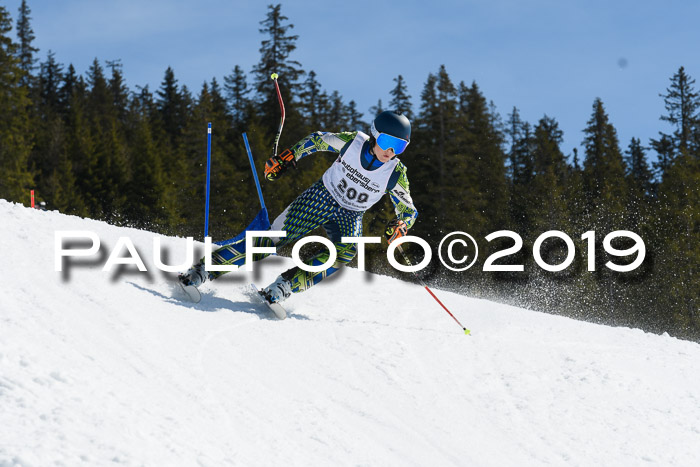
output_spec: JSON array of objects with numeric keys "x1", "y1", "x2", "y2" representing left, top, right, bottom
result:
[{"x1": 1, "y1": 199, "x2": 699, "y2": 467}]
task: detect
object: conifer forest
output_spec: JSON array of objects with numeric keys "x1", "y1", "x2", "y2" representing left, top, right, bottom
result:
[{"x1": 1, "y1": 3, "x2": 698, "y2": 340}]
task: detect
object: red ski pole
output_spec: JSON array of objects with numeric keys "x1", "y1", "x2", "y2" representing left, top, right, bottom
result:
[
  {"x1": 397, "y1": 245, "x2": 471, "y2": 335},
  {"x1": 270, "y1": 73, "x2": 285, "y2": 158}
]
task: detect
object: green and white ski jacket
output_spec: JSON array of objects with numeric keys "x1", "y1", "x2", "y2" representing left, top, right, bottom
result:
[{"x1": 289, "y1": 131, "x2": 418, "y2": 228}]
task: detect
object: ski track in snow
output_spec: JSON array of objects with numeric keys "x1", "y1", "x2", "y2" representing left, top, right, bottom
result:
[{"x1": 1, "y1": 199, "x2": 699, "y2": 466}]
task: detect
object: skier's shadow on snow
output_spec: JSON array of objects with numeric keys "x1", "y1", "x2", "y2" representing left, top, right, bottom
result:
[{"x1": 127, "y1": 282, "x2": 277, "y2": 319}]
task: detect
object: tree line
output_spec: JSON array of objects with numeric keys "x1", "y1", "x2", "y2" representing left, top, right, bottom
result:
[{"x1": 1, "y1": 3, "x2": 698, "y2": 340}]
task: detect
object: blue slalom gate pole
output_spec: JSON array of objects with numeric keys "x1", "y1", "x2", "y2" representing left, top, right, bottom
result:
[
  {"x1": 204, "y1": 122, "x2": 212, "y2": 239},
  {"x1": 243, "y1": 132, "x2": 266, "y2": 212},
  {"x1": 213, "y1": 132, "x2": 270, "y2": 247}
]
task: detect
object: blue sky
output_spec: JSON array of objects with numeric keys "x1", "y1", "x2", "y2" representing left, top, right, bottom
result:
[{"x1": 4, "y1": 0, "x2": 699, "y2": 159}]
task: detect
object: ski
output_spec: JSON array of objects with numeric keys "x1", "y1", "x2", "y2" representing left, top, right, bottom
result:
[
  {"x1": 177, "y1": 281, "x2": 201, "y2": 303},
  {"x1": 250, "y1": 283, "x2": 287, "y2": 320}
]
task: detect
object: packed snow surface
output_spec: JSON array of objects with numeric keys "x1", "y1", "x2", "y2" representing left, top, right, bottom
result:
[{"x1": 1, "y1": 199, "x2": 699, "y2": 466}]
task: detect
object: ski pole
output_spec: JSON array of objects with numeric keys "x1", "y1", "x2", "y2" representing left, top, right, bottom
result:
[
  {"x1": 397, "y1": 245, "x2": 471, "y2": 335},
  {"x1": 270, "y1": 73, "x2": 286, "y2": 158}
]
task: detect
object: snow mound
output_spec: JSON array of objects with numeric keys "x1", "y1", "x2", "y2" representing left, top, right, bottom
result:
[{"x1": 1, "y1": 199, "x2": 699, "y2": 466}]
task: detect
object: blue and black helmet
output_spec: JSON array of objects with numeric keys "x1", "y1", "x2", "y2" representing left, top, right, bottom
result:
[{"x1": 370, "y1": 111, "x2": 411, "y2": 155}]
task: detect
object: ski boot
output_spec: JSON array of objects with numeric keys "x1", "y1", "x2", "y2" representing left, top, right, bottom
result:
[
  {"x1": 178, "y1": 262, "x2": 209, "y2": 288},
  {"x1": 260, "y1": 275, "x2": 292, "y2": 304}
]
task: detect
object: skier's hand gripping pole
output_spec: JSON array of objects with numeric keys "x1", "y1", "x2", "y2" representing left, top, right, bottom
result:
[
  {"x1": 264, "y1": 149, "x2": 295, "y2": 181},
  {"x1": 384, "y1": 218, "x2": 408, "y2": 244},
  {"x1": 396, "y1": 244, "x2": 471, "y2": 335}
]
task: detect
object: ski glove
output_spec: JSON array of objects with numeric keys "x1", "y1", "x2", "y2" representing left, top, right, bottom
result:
[
  {"x1": 384, "y1": 218, "x2": 407, "y2": 244},
  {"x1": 264, "y1": 149, "x2": 295, "y2": 181}
]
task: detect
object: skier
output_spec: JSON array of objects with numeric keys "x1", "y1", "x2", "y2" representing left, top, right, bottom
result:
[{"x1": 179, "y1": 110, "x2": 418, "y2": 305}]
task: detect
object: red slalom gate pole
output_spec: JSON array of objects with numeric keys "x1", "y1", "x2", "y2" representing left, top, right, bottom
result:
[
  {"x1": 397, "y1": 245, "x2": 471, "y2": 335},
  {"x1": 30, "y1": 189, "x2": 35, "y2": 208}
]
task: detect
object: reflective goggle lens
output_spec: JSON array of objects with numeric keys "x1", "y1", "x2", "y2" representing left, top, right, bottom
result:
[{"x1": 376, "y1": 133, "x2": 409, "y2": 155}]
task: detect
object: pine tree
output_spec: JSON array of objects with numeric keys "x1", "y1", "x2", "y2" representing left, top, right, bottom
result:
[
  {"x1": 106, "y1": 59, "x2": 129, "y2": 124},
  {"x1": 156, "y1": 67, "x2": 186, "y2": 144},
  {"x1": 566, "y1": 148, "x2": 586, "y2": 227},
  {"x1": 251, "y1": 3, "x2": 303, "y2": 137},
  {"x1": 345, "y1": 100, "x2": 366, "y2": 130},
  {"x1": 63, "y1": 70, "x2": 100, "y2": 213},
  {"x1": 458, "y1": 80, "x2": 508, "y2": 234},
  {"x1": 505, "y1": 107, "x2": 536, "y2": 185},
  {"x1": 327, "y1": 90, "x2": 346, "y2": 131},
  {"x1": 298, "y1": 70, "x2": 322, "y2": 128},
  {"x1": 648, "y1": 69, "x2": 700, "y2": 338},
  {"x1": 505, "y1": 107, "x2": 522, "y2": 180},
  {"x1": 133, "y1": 84, "x2": 157, "y2": 130},
  {"x1": 32, "y1": 50, "x2": 66, "y2": 201},
  {"x1": 223, "y1": 65, "x2": 251, "y2": 129},
  {"x1": 652, "y1": 67, "x2": 700, "y2": 159},
  {"x1": 620, "y1": 137, "x2": 655, "y2": 331},
  {"x1": 315, "y1": 90, "x2": 331, "y2": 129},
  {"x1": 625, "y1": 137, "x2": 654, "y2": 200},
  {"x1": 32, "y1": 56, "x2": 86, "y2": 216},
  {"x1": 529, "y1": 115, "x2": 570, "y2": 234},
  {"x1": 209, "y1": 77, "x2": 229, "y2": 122},
  {"x1": 389, "y1": 74, "x2": 413, "y2": 120},
  {"x1": 59, "y1": 63, "x2": 78, "y2": 112},
  {"x1": 123, "y1": 95, "x2": 175, "y2": 229},
  {"x1": 51, "y1": 148, "x2": 86, "y2": 216},
  {"x1": 581, "y1": 98, "x2": 628, "y2": 230},
  {"x1": 133, "y1": 83, "x2": 182, "y2": 230},
  {"x1": 15, "y1": 0, "x2": 37, "y2": 88},
  {"x1": 650, "y1": 133, "x2": 674, "y2": 178},
  {"x1": 505, "y1": 108, "x2": 535, "y2": 232},
  {"x1": 86, "y1": 58, "x2": 111, "y2": 119},
  {"x1": 410, "y1": 73, "x2": 439, "y2": 242},
  {"x1": 40, "y1": 58, "x2": 86, "y2": 217},
  {"x1": 656, "y1": 152, "x2": 700, "y2": 335},
  {"x1": 0, "y1": 6, "x2": 34, "y2": 202},
  {"x1": 413, "y1": 66, "x2": 460, "y2": 226},
  {"x1": 84, "y1": 58, "x2": 129, "y2": 221},
  {"x1": 435, "y1": 67, "x2": 459, "y2": 219},
  {"x1": 38, "y1": 50, "x2": 63, "y2": 112},
  {"x1": 579, "y1": 98, "x2": 633, "y2": 323},
  {"x1": 368, "y1": 98, "x2": 383, "y2": 118}
]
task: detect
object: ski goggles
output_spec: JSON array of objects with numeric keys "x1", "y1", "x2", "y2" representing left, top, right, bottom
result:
[{"x1": 371, "y1": 124, "x2": 410, "y2": 155}]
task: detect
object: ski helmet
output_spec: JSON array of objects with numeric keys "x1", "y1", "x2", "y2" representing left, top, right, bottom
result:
[{"x1": 370, "y1": 111, "x2": 411, "y2": 154}]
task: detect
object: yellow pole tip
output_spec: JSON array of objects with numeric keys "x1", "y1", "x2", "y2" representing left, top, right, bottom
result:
[
  {"x1": 271, "y1": 73, "x2": 279, "y2": 80},
  {"x1": 464, "y1": 329, "x2": 471, "y2": 335}
]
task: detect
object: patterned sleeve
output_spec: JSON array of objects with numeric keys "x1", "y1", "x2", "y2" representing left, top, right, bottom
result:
[
  {"x1": 289, "y1": 131, "x2": 357, "y2": 162},
  {"x1": 387, "y1": 162, "x2": 418, "y2": 229}
]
